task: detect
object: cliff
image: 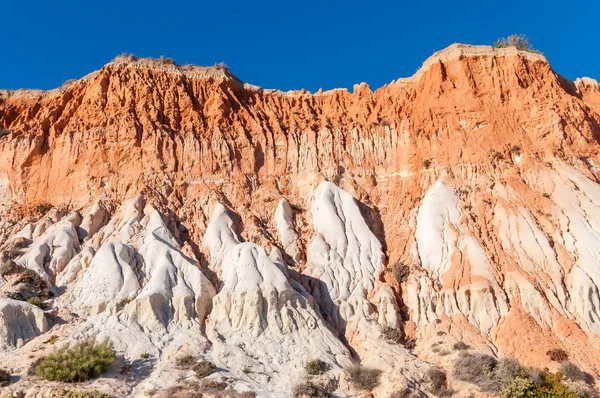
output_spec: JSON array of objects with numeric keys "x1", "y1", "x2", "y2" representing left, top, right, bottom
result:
[{"x1": 0, "y1": 44, "x2": 600, "y2": 397}]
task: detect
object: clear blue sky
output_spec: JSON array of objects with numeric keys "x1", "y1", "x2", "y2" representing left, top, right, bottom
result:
[{"x1": 2, "y1": 0, "x2": 597, "y2": 92}]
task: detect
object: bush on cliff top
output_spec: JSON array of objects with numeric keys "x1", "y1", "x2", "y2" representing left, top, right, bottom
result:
[{"x1": 493, "y1": 34, "x2": 543, "y2": 54}]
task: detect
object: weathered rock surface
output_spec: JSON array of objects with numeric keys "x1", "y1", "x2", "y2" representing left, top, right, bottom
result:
[{"x1": 1, "y1": 43, "x2": 600, "y2": 396}]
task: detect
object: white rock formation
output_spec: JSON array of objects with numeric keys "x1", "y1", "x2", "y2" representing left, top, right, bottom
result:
[
  {"x1": 0, "y1": 299, "x2": 49, "y2": 350},
  {"x1": 203, "y1": 202, "x2": 353, "y2": 396}
]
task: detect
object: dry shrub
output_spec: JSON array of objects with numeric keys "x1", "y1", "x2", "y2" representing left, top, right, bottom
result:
[
  {"x1": 175, "y1": 354, "x2": 196, "y2": 369},
  {"x1": 193, "y1": 360, "x2": 216, "y2": 379},
  {"x1": 426, "y1": 368, "x2": 454, "y2": 397},
  {"x1": 453, "y1": 353, "x2": 499, "y2": 392},
  {"x1": 559, "y1": 361, "x2": 592, "y2": 384},
  {"x1": 546, "y1": 348, "x2": 569, "y2": 362},
  {"x1": 304, "y1": 359, "x2": 329, "y2": 375},
  {"x1": 452, "y1": 341, "x2": 469, "y2": 351},
  {"x1": 345, "y1": 365, "x2": 382, "y2": 391},
  {"x1": 381, "y1": 326, "x2": 404, "y2": 344},
  {"x1": 0, "y1": 368, "x2": 10, "y2": 386},
  {"x1": 390, "y1": 262, "x2": 410, "y2": 283},
  {"x1": 293, "y1": 381, "x2": 330, "y2": 397}
]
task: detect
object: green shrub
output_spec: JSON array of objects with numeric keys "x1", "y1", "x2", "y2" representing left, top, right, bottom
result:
[
  {"x1": 493, "y1": 34, "x2": 543, "y2": 54},
  {"x1": 0, "y1": 368, "x2": 10, "y2": 386},
  {"x1": 535, "y1": 372, "x2": 579, "y2": 397},
  {"x1": 345, "y1": 365, "x2": 382, "y2": 391},
  {"x1": 501, "y1": 374, "x2": 537, "y2": 397},
  {"x1": 426, "y1": 368, "x2": 454, "y2": 397},
  {"x1": 35, "y1": 338, "x2": 115, "y2": 382},
  {"x1": 293, "y1": 381, "x2": 330, "y2": 397},
  {"x1": 193, "y1": 360, "x2": 216, "y2": 379},
  {"x1": 27, "y1": 296, "x2": 43, "y2": 308},
  {"x1": 381, "y1": 326, "x2": 404, "y2": 344},
  {"x1": 304, "y1": 359, "x2": 329, "y2": 375}
]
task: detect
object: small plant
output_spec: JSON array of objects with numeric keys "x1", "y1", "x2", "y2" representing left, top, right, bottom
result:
[
  {"x1": 27, "y1": 296, "x2": 43, "y2": 308},
  {"x1": 493, "y1": 34, "x2": 543, "y2": 54},
  {"x1": 213, "y1": 62, "x2": 229, "y2": 70},
  {"x1": 452, "y1": 341, "x2": 469, "y2": 351},
  {"x1": 0, "y1": 260, "x2": 17, "y2": 276},
  {"x1": 175, "y1": 354, "x2": 196, "y2": 369},
  {"x1": 140, "y1": 352, "x2": 150, "y2": 360},
  {"x1": 293, "y1": 381, "x2": 331, "y2": 397},
  {"x1": 304, "y1": 359, "x2": 329, "y2": 375},
  {"x1": 193, "y1": 360, "x2": 216, "y2": 379},
  {"x1": 15, "y1": 269, "x2": 41, "y2": 285},
  {"x1": 0, "y1": 368, "x2": 10, "y2": 386},
  {"x1": 426, "y1": 368, "x2": 454, "y2": 397},
  {"x1": 202, "y1": 379, "x2": 227, "y2": 391},
  {"x1": 381, "y1": 326, "x2": 404, "y2": 344},
  {"x1": 546, "y1": 348, "x2": 569, "y2": 362},
  {"x1": 501, "y1": 374, "x2": 537, "y2": 397},
  {"x1": 36, "y1": 203, "x2": 53, "y2": 215},
  {"x1": 242, "y1": 367, "x2": 251, "y2": 374},
  {"x1": 345, "y1": 365, "x2": 382, "y2": 392},
  {"x1": 35, "y1": 338, "x2": 115, "y2": 382},
  {"x1": 423, "y1": 159, "x2": 432, "y2": 169},
  {"x1": 543, "y1": 192, "x2": 551, "y2": 198},
  {"x1": 389, "y1": 262, "x2": 410, "y2": 283},
  {"x1": 437, "y1": 331, "x2": 446, "y2": 336}
]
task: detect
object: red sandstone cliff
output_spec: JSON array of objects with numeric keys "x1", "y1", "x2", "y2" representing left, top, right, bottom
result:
[{"x1": 1, "y1": 44, "x2": 600, "y2": 397}]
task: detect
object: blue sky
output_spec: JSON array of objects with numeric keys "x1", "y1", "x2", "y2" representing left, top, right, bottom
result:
[{"x1": 2, "y1": 0, "x2": 597, "y2": 92}]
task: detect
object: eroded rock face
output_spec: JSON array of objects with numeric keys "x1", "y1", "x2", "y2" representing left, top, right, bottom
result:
[
  {"x1": 0, "y1": 299, "x2": 49, "y2": 350},
  {"x1": 1, "y1": 44, "x2": 600, "y2": 396}
]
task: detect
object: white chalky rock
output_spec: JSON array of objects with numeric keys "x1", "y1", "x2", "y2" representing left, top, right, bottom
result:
[
  {"x1": 303, "y1": 182, "x2": 428, "y2": 396},
  {"x1": 275, "y1": 199, "x2": 302, "y2": 263},
  {"x1": 415, "y1": 180, "x2": 460, "y2": 277},
  {"x1": 304, "y1": 181, "x2": 385, "y2": 331},
  {"x1": 17, "y1": 212, "x2": 81, "y2": 283},
  {"x1": 204, "y1": 202, "x2": 353, "y2": 396},
  {"x1": 69, "y1": 242, "x2": 140, "y2": 315},
  {"x1": 0, "y1": 299, "x2": 49, "y2": 350}
]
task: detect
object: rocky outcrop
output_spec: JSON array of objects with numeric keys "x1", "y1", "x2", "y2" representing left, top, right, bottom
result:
[
  {"x1": 1, "y1": 43, "x2": 600, "y2": 396},
  {"x1": 0, "y1": 299, "x2": 49, "y2": 350}
]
